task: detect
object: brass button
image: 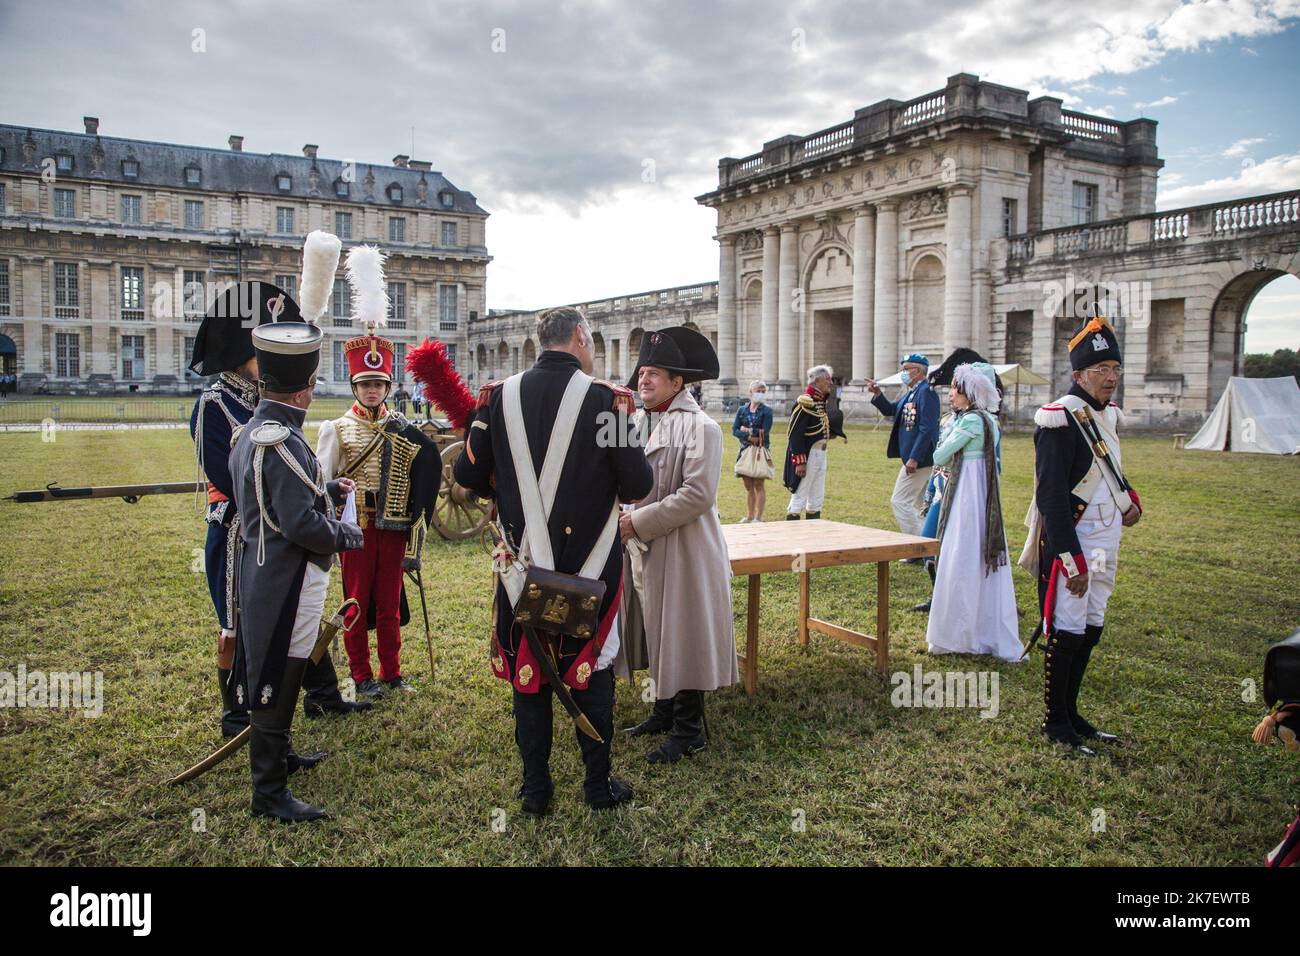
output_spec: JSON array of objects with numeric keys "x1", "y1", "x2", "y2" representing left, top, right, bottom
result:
[{"x1": 565, "y1": 526, "x2": 572, "y2": 535}]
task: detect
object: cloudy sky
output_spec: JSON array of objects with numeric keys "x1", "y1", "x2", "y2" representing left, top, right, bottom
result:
[{"x1": 2, "y1": 0, "x2": 1297, "y2": 350}]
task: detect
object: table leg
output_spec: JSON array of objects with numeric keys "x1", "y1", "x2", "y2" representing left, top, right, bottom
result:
[
  {"x1": 798, "y1": 570, "x2": 810, "y2": 648},
  {"x1": 746, "y1": 573, "x2": 760, "y2": 694},
  {"x1": 875, "y1": 561, "x2": 889, "y2": 673}
]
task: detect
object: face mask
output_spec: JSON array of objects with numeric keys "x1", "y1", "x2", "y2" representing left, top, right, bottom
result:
[{"x1": 751, "y1": 393, "x2": 766, "y2": 405}]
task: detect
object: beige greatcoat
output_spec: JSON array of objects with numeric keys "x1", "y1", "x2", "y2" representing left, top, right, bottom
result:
[{"x1": 616, "y1": 388, "x2": 739, "y2": 698}]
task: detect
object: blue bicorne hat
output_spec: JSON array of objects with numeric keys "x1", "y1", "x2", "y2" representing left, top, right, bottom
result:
[{"x1": 900, "y1": 353, "x2": 929, "y2": 368}]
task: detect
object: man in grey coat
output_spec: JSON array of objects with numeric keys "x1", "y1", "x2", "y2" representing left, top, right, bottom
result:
[{"x1": 229, "y1": 322, "x2": 364, "y2": 822}]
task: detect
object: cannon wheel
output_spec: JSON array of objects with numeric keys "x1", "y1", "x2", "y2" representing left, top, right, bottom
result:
[{"x1": 432, "y1": 440, "x2": 491, "y2": 541}]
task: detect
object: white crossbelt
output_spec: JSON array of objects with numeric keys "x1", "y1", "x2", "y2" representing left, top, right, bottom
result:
[{"x1": 499, "y1": 369, "x2": 620, "y2": 605}]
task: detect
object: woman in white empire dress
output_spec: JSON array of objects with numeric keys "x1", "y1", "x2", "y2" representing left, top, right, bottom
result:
[{"x1": 924, "y1": 362, "x2": 1023, "y2": 663}]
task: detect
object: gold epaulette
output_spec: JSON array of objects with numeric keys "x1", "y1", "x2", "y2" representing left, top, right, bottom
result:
[
  {"x1": 795, "y1": 393, "x2": 816, "y2": 410},
  {"x1": 476, "y1": 380, "x2": 503, "y2": 410},
  {"x1": 593, "y1": 378, "x2": 636, "y2": 416}
]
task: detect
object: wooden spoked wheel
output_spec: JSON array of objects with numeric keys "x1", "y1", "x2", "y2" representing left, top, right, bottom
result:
[{"x1": 432, "y1": 440, "x2": 491, "y2": 541}]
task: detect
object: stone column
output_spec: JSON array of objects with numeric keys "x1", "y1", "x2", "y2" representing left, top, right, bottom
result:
[
  {"x1": 760, "y1": 226, "x2": 780, "y2": 383},
  {"x1": 872, "y1": 200, "x2": 899, "y2": 378},
  {"x1": 778, "y1": 222, "x2": 799, "y2": 384},
  {"x1": 20, "y1": 259, "x2": 44, "y2": 377},
  {"x1": 851, "y1": 204, "x2": 875, "y2": 383},
  {"x1": 716, "y1": 235, "x2": 737, "y2": 385},
  {"x1": 942, "y1": 184, "x2": 974, "y2": 356}
]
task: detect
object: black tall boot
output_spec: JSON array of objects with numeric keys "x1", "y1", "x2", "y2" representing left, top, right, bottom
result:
[
  {"x1": 623, "y1": 695, "x2": 674, "y2": 737},
  {"x1": 806, "y1": 510, "x2": 821, "y2": 520},
  {"x1": 512, "y1": 687, "x2": 555, "y2": 816},
  {"x1": 913, "y1": 558, "x2": 937, "y2": 613},
  {"x1": 786, "y1": 513, "x2": 801, "y2": 520},
  {"x1": 1040, "y1": 630, "x2": 1094, "y2": 755},
  {"x1": 1069, "y1": 624, "x2": 1118, "y2": 742},
  {"x1": 217, "y1": 667, "x2": 249, "y2": 739},
  {"x1": 575, "y1": 670, "x2": 632, "y2": 810},
  {"x1": 250, "y1": 657, "x2": 328, "y2": 822},
  {"x1": 302, "y1": 652, "x2": 373, "y2": 718},
  {"x1": 647, "y1": 690, "x2": 708, "y2": 764}
]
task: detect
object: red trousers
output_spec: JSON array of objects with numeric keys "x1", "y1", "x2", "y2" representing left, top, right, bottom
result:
[{"x1": 341, "y1": 523, "x2": 406, "y2": 683}]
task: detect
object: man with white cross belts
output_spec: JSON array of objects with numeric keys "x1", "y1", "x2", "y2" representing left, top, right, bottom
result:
[{"x1": 1020, "y1": 315, "x2": 1143, "y2": 756}]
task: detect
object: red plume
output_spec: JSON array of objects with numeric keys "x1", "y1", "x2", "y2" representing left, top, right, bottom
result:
[{"x1": 405, "y1": 338, "x2": 476, "y2": 431}]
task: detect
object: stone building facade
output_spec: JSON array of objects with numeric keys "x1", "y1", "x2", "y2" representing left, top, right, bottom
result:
[
  {"x1": 466, "y1": 283, "x2": 718, "y2": 392},
  {"x1": 695, "y1": 72, "x2": 1299, "y2": 423},
  {"x1": 0, "y1": 118, "x2": 489, "y2": 394}
]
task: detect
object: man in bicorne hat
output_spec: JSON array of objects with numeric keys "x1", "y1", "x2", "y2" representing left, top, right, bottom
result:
[
  {"x1": 316, "y1": 249, "x2": 440, "y2": 699},
  {"x1": 188, "y1": 278, "x2": 368, "y2": 741},
  {"x1": 1020, "y1": 315, "x2": 1142, "y2": 756},
  {"x1": 617, "y1": 327, "x2": 739, "y2": 764},
  {"x1": 229, "y1": 321, "x2": 365, "y2": 821}
]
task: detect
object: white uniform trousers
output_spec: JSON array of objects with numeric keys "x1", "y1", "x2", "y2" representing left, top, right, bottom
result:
[
  {"x1": 1050, "y1": 501, "x2": 1123, "y2": 632},
  {"x1": 287, "y1": 561, "x2": 331, "y2": 659},
  {"x1": 786, "y1": 444, "x2": 828, "y2": 514}
]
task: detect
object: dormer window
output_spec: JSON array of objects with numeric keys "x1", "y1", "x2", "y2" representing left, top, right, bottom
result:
[
  {"x1": 276, "y1": 173, "x2": 292, "y2": 192},
  {"x1": 334, "y1": 178, "x2": 349, "y2": 198},
  {"x1": 387, "y1": 183, "x2": 403, "y2": 203},
  {"x1": 56, "y1": 153, "x2": 74, "y2": 174},
  {"x1": 439, "y1": 191, "x2": 454, "y2": 208},
  {"x1": 184, "y1": 165, "x2": 201, "y2": 186},
  {"x1": 122, "y1": 159, "x2": 139, "y2": 179}
]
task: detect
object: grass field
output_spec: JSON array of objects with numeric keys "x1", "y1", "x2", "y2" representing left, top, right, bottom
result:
[{"x1": 1, "y1": 419, "x2": 1297, "y2": 866}]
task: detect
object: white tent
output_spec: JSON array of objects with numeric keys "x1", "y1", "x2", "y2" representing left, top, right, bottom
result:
[
  {"x1": 1186, "y1": 376, "x2": 1300, "y2": 455},
  {"x1": 873, "y1": 363, "x2": 1047, "y2": 388}
]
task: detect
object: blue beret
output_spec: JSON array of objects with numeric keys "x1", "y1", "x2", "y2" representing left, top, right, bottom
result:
[{"x1": 900, "y1": 353, "x2": 929, "y2": 367}]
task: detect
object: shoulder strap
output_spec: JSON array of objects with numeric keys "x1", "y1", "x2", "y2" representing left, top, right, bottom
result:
[{"x1": 502, "y1": 369, "x2": 591, "y2": 571}]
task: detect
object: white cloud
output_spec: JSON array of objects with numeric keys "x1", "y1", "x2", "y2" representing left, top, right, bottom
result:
[
  {"x1": 1223, "y1": 136, "x2": 1267, "y2": 157},
  {"x1": 1157, "y1": 151, "x2": 1300, "y2": 208},
  {"x1": 1243, "y1": 276, "x2": 1300, "y2": 354},
  {"x1": 1134, "y1": 95, "x2": 1180, "y2": 108}
]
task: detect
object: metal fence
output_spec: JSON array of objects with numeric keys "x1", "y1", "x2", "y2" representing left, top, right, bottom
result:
[{"x1": 0, "y1": 397, "x2": 357, "y2": 425}]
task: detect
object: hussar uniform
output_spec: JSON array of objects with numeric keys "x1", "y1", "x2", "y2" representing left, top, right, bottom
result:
[
  {"x1": 316, "y1": 248, "x2": 440, "y2": 695},
  {"x1": 1020, "y1": 316, "x2": 1142, "y2": 754},
  {"x1": 783, "y1": 384, "x2": 834, "y2": 519}
]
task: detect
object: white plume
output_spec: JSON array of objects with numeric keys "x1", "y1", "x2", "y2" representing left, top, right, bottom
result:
[
  {"x1": 345, "y1": 245, "x2": 389, "y2": 330},
  {"x1": 297, "y1": 230, "x2": 342, "y2": 324},
  {"x1": 953, "y1": 362, "x2": 1001, "y2": 413}
]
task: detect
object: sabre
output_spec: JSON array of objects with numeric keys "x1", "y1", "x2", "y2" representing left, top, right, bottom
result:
[
  {"x1": 520, "y1": 625, "x2": 603, "y2": 743},
  {"x1": 165, "y1": 598, "x2": 360, "y2": 785},
  {"x1": 6, "y1": 480, "x2": 203, "y2": 504},
  {"x1": 406, "y1": 565, "x2": 436, "y2": 685}
]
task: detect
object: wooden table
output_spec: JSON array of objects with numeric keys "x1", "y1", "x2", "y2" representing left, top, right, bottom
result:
[{"x1": 722, "y1": 520, "x2": 939, "y2": 693}]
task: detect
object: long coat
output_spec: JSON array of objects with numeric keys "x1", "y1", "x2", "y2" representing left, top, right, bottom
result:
[
  {"x1": 228, "y1": 399, "x2": 359, "y2": 710},
  {"x1": 616, "y1": 389, "x2": 739, "y2": 698}
]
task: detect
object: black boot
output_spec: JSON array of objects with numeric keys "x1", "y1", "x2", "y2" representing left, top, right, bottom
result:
[
  {"x1": 1070, "y1": 625, "x2": 1118, "y2": 742},
  {"x1": 302, "y1": 653, "x2": 373, "y2": 717},
  {"x1": 513, "y1": 686, "x2": 555, "y2": 816},
  {"x1": 574, "y1": 670, "x2": 631, "y2": 810},
  {"x1": 806, "y1": 510, "x2": 821, "y2": 520},
  {"x1": 250, "y1": 657, "x2": 328, "y2": 822},
  {"x1": 647, "y1": 690, "x2": 708, "y2": 764},
  {"x1": 624, "y1": 696, "x2": 674, "y2": 737},
  {"x1": 786, "y1": 513, "x2": 800, "y2": 520},
  {"x1": 1040, "y1": 630, "x2": 1094, "y2": 756},
  {"x1": 218, "y1": 667, "x2": 249, "y2": 739},
  {"x1": 913, "y1": 559, "x2": 937, "y2": 613}
]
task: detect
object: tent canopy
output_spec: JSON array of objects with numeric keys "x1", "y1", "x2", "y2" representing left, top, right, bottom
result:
[
  {"x1": 873, "y1": 363, "x2": 1047, "y2": 388},
  {"x1": 1186, "y1": 376, "x2": 1300, "y2": 455}
]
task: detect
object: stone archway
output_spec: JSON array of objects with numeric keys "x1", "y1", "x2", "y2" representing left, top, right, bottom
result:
[
  {"x1": 476, "y1": 343, "x2": 487, "y2": 379},
  {"x1": 523, "y1": 337, "x2": 537, "y2": 368},
  {"x1": 628, "y1": 328, "x2": 644, "y2": 369},
  {"x1": 1209, "y1": 266, "x2": 1292, "y2": 404},
  {"x1": 802, "y1": 243, "x2": 853, "y2": 379},
  {"x1": 740, "y1": 276, "x2": 762, "y2": 356},
  {"x1": 591, "y1": 331, "x2": 606, "y2": 378},
  {"x1": 498, "y1": 339, "x2": 510, "y2": 376},
  {"x1": 909, "y1": 253, "x2": 945, "y2": 351}
]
